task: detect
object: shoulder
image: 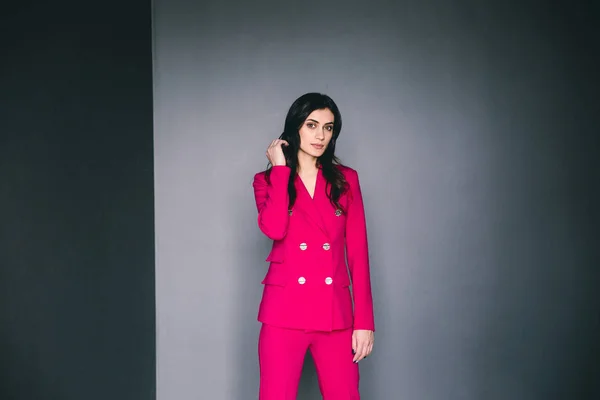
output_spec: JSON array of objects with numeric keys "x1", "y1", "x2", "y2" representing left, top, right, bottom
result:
[
  {"x1": 254, "y1": 170, "x2": 267, "y2": 180},
  {"x1": 335, "y1": 164, "x2": 359, "y2": 182},
  {"x1": 253, "y1": 169, "x2": 268, "y2": 188},
  {"x1": 253, "y1": 166, "x2": 290, "y2": 186},
  {"x1": 335, "y1": 164, "x2": 363, "y2": 197}
]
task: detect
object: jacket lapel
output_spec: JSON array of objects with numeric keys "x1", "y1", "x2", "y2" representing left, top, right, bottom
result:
[
  {"x1": 294, "y1": 170, "x2": 329, "y2": 238},
  {"x1": 313, "y1": 170, "x2": 333, "y2": 238}
]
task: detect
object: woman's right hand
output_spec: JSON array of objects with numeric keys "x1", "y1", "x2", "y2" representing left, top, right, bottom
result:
[{"x1": 266, "y1": 139, "x2": 289, "y2": 166}]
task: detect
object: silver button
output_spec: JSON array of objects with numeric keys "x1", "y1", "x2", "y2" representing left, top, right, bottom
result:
[
  {"x1": 299, "y1": 243, "x2": 307, "y2": 251},
  {"x1": 298, "y1": 277, "x2": 306, "y2": 285},
  {"x1": 322, "y1": 243, "x2": 330, "y2": 251},
  {"x1": 335, "y1": 209, "x2": 342, "y2": 216},
  {"x1": 325, "y1": 277, "x2": 333, "y2": 285}
]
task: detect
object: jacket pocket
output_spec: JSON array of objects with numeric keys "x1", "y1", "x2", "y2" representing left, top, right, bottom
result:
[
  {"x1": 261, "y1": 265, "x2": 288, "y2": 287},
  {"x1": 265, "y1": 246, "x2": 285, "y2": 263}
]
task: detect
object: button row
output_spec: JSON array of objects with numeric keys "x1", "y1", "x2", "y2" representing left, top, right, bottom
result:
[
  {"x1": 297, "y1": 276, "x2": 333, "y2": 285},
  {"x1": 299, "y1": 243, "x2": 330, "y2": 251}
]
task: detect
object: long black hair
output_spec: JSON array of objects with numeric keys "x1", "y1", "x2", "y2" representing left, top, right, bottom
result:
[{"x1": 265, "y1": 92, "x2": 348, "y2": 212}]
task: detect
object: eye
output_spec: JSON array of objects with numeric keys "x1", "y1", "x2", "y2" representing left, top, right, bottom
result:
[
  {"x1": 307, "y1": 123, "x2": 316, "y2": 129},
  {"x1": 325, "y1": 125, "x2": 333, "y2": 131}
]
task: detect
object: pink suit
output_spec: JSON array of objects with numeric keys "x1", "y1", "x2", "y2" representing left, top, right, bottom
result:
[{"x1": 253, "y1": 165, "x2": 375, "y2": 399}]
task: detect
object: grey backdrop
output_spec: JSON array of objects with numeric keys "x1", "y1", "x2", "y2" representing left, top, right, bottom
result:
[{"x1": 153, "y1": 1, "x2": 599, "y2": 399}]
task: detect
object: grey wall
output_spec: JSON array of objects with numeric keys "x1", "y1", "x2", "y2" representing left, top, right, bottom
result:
[
  {"x1": 1, "y1": 1, "x2": 155, "y2": 399},
  {"x1": 153, "y1": 1, "x2": 599, "y2": 399}
]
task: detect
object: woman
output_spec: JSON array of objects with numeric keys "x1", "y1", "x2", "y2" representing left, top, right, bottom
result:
[{"x1": 252, "y1": 93, "x2": 375, "y2": 399}]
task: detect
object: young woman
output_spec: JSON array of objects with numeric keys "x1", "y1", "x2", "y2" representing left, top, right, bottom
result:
[{"x1": 252, "y1": 93, "x2": 375, "y2": 399}]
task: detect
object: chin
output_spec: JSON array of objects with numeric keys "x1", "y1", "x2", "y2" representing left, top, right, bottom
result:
[{"x1": 301, "y1": 147, "x2": 325, "y2": 158}]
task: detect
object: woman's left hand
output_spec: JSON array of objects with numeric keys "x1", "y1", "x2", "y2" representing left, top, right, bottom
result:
[{"x1": 352, "y1": 329, "x2": 374, "y2": 363}]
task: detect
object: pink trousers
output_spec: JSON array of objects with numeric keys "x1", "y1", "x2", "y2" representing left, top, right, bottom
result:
[{"x1": 258, "y1": 323, "x2": 360, "y2": 400}]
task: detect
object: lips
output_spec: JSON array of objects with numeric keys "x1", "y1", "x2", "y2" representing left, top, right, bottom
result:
[{"x1": 311, "y1": 144, "x2": 324, "y2": 150}]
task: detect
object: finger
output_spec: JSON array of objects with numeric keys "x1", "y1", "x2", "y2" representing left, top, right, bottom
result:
[
  {"x1": 351, "y1": 333, "x2": 358, "y2": 360},
  {"x1": 364, "y1": 344, "x2": 373, "y2": 358},
  {"x1": 353, "y1": 343, "x2": 364, "y2": 363},
  {"x1": 353, "y1": 339, "x2": 365, "y2": 363},
  {"x1": 272, "y1": 139, "x2": 288, "y2": 148},
  {"x1": 359, "y1": 342, "x2": 369, "y2": 361},
  {"x1": 359, "y1": 340, "x2": 370, "y2": 361}
]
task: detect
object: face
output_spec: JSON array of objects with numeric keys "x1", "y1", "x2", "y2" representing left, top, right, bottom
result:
[{"x1": 298, "y1": 108, "x2": 335, "y2": 159}]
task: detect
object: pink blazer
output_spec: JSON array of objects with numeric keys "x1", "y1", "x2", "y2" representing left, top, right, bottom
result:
[{"x1": 252, "y1": 165, "x2": 375, "y2": 332}]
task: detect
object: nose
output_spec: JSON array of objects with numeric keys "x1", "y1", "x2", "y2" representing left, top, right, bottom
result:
[{"x1": 315, "y1": 129, "x2": 325, "y2": 140}]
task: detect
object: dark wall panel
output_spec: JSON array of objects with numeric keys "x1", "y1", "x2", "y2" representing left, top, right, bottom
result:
[{"x1": 0, "y1": 1, "x2": 155, "y2": 399}]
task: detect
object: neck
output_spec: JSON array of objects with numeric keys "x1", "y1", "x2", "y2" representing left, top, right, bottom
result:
[{"x1": 297, "y1": 151, "x2": 318, "y2": 174}]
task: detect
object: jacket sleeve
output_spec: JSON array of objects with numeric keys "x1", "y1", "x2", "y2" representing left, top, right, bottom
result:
[
  {"x1": 345, "y1": 169, "x2": 375, "y2": 331},
  {"x1": 253, "y1": 166, "x2": 291, "y2": 240}
]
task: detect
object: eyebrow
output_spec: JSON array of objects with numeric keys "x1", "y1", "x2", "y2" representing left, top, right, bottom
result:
[{"x1": 307, "y1": 119, "x2": 334, "y2": 125}]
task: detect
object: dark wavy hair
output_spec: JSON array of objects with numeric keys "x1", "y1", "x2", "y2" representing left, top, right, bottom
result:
[{"x1": 265, "y1": 92, "x2": 348, "y2": 212}]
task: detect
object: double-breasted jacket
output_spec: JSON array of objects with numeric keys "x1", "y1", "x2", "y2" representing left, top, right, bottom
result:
[{"x1": 252, "y1": 165, "x2": 375, "y2": 332}]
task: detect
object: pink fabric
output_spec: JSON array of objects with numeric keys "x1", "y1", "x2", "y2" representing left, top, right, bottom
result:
[
  {"x1": 258, "y1": 323, "x2": 360, "y2": 400},
  {"x1": 252, "y1": 165, "x2": 375, "y2": 332}
]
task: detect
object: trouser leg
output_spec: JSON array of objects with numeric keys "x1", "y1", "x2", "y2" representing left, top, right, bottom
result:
[
  {"x1": 258, "y1": 323, "x2": 309, "y2": 400},
  {"x1": 310, "y1": 328, "x2": 360, "y2": 400}
]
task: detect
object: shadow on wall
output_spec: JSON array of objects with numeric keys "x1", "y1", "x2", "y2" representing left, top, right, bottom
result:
[{"x1": 470, "y1": 134, "x2": 600, "y2": 400}]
